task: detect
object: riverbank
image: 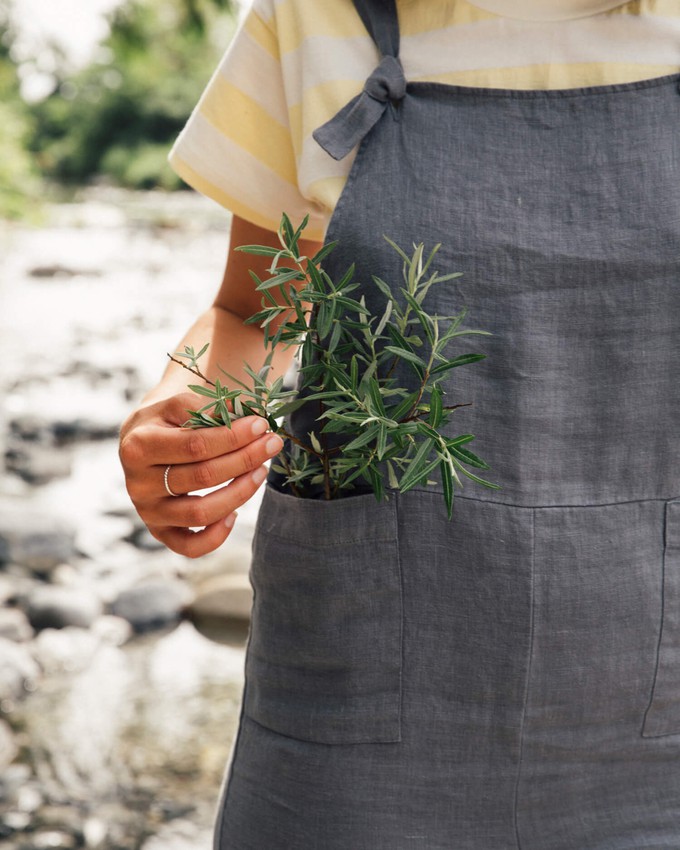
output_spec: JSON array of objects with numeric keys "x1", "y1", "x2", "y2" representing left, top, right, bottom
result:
[{"x1": 0, "y1": 188, "x2": 263, "y2": 850}]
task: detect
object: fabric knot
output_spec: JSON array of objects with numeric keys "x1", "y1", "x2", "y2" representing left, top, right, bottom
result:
[
  {"x1": 312, "y1": 56, "x2": 406, "y2": 162},
  {"x1": 363, "y1": 55, "x2": 406, "y2": 104}
]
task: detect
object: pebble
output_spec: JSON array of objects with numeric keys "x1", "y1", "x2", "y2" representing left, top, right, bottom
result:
[
  {"x1": 32, "y1": 627, "x2": 102, "y2": 675},
  {"x1": 2, "y1": 809, "x2": 30, "y2": 832},
  {"x1": 0, "y1": 718, "x2": 18, "y2": 770},
  {"x1": 26, "y1": 830, "x2": 77, "y2": 849},
  {"x1": 0, "y1": 608, "x2": 34, "y2": 642},
  {"x1": 185, "y1": 574, "x2": 253, "y2": 645},
  {"x1": 0, "y1": 508, "x2": 77, "y2": 573},
  {"x1": 140, "y1": 819, "x2": 213, "y2": 850},
  {"x1": 124, "y1": 524, "x2": 166, "y2": 551},
  {"x1": 82, "y1": 817, "x2": 107, "y2": 849},
  {"x1": 0, "y1": 638, "x2": 41, "y2": 701},
  {"x1": 0, "y1": 764, "x2": 31, "y2": 804},
  {"x1": 5, "y1": 443, "x2": 73, "y2": 485},
  {"x1": 90, "y1": 614, "x2": 132, "y2": 647},
  {"x1": 110, "y1": 578, "x2": 193, "y2": 634},
  {"x1": 26, "y1": 586, "x2": 103, "y2": 631}
]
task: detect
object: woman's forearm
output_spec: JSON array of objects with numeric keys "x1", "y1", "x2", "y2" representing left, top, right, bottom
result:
[{"x1": 139, "y1": 303, "x2": 296, "y2": 408}]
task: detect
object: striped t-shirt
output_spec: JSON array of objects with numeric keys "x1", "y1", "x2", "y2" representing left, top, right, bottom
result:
[{"x1": 168, "y1": 0, "x2": 680, "y2": 242}]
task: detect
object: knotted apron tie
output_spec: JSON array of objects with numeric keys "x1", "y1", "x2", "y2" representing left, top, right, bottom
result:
[{"x1": 313, "y1": 55, "x2": 407, "y2": 161}]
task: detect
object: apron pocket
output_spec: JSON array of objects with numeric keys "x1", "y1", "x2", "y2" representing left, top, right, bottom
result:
[
  {"x1": 243, "y1": 483, "x2": 403, "y2": 745},
  {"x1": 642, "y1": 498, "x2": 680, "y2": 737}
]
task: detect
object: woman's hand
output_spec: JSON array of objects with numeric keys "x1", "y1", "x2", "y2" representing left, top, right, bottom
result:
[{"x1": 119, "y1": 391, "x2": 284, "y2": 558}]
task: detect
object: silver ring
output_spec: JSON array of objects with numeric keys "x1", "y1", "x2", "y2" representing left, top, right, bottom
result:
[{"x1": 164, "y1": 465, "x2": 180, "y2": 497}]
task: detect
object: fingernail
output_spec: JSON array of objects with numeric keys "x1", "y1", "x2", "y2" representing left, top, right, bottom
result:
[
  {"x1": 265, "y1": 435, "x2": 283, "y2": 454},
  {"x1": 225, "y1": 512, "x2": 238, "y2": 529},
  {"x1": 252, "y1": 467, "x2": 267, "y2": 485},
  {"x1": 251, "y1": 418, "x2": 268, "y2": 436}
]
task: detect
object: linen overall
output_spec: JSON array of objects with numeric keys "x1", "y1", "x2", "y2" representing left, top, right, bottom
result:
[{"x1": 214, "y1": 1, "x2": 680, "y2": 847}]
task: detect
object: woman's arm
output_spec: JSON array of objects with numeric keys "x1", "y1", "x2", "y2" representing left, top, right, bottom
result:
[{"x1": 118, "y1": 214, "x2": 323, "y2": 558}]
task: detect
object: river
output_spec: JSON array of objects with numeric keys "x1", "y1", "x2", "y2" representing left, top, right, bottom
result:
[{"x1": 0, "y1": 187, "x2": 264, "y2": 850}]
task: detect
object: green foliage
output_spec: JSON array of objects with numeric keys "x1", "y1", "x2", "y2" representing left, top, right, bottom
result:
[
  {"x1": 29, "y1": 0, "x2": 236, "y2": 189},
  {"x1": 0, "y1": 1, "x2": 42, "y2": 219},
  {"x1": 171, "y1": 215, "x2": 500, "y2": 517}
]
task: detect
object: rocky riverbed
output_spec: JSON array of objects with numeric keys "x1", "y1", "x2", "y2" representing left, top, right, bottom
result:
[{"x1": 0, "y1": 188, "x2": 264, "y2": 849}]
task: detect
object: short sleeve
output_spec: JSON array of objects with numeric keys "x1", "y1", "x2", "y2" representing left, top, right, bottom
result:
[{"x1": 168, "y1": 0, "x2": 329, "y2": 241}]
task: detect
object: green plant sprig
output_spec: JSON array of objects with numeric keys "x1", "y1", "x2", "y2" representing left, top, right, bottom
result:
[{"x1": 168, "y1": 213, "x2": 499, "y2": 517}]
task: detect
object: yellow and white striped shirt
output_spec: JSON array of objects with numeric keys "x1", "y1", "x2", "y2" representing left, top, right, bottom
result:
[{"x1": 168, "y1": 0, "x2": 680, "y2": 241}]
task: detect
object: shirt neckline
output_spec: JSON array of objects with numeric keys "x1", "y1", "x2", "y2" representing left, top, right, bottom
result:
[{"x1": 464, "y1": 0, "x2": 628, "y2": 21}]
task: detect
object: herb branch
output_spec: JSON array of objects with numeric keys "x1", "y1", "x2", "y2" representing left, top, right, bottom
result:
[{"x1": 168, "y1": 213, "x2": 500, "y2": 518}]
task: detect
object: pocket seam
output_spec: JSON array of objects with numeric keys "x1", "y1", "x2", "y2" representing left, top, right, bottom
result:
[{"x1": 641, "y1": 497, "x2": 680, "y2": 738}]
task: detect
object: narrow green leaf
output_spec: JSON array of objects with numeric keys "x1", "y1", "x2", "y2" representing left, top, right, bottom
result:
[
  {"x1": 328, "y1": 319, "x2": 342, "y2": 354},
  {"x1": 431, "y1": 353, "x2": 486, "y2": 375},
  {"x1": 188, "y1": 384, "x2": 218, "y2": 399},
  {"x1": 312, "y1": 241, "x2": 338, "y2": 265},
  {"x1": 257, "y1": 269, "x2": 305, "y2": 290},
  {"x1": 343, "y1": 424, "x2": 379, "y2": 452},
  {"x1": 388, "y1": 391, "x2": 419, "y2": 422},
  {"x1": 399, "y1": 437, "x2": 434, "y2": 492},
  {"x1": 440, "y1": 459, "x2": 454, "y2": 520},
  {"x1": 234, "y1": 244, "x2": 281, "y2": 257},
  {"x1": 449, "y1": 444, "x2": 490, "y2": 469},
  {"x1": 428, "y1": 385, "x2": 443, "y2": 428},
  {"x1": 374, "y1": 299, "x2": 393, "y2": 338},
  {"x1": 368, "y1": 465, "x2": 384, "y2": 502},
  {"x1": 383, "y1": 346, "x2": 427, "y2": 368}
]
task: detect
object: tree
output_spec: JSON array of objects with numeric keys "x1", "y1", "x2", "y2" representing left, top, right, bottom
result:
[
  {"x1": 29, "y1": 0, "x2": 236, "y2": 189},
  {"x1": 0, "y1": 0, "x2": 41, "y2": 218}
]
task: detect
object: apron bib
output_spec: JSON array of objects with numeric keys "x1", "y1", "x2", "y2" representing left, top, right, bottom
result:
[{"x1": 215, "y1": 2, "x2": 680, "y2": 847}]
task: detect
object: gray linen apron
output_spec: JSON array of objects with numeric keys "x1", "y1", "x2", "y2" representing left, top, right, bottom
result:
[{"x1": 214, "y1": 1, "x2": 680, "y2": 846}]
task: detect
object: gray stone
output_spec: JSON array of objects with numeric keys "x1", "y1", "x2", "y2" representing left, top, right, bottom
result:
[
  {"x1": 32, "y1": 627, "x2": 102, "y2": 675},
  {"x1": 2, "y1": 809, "x2": 30, "y2": 832},
  {"x1": 0, "y1": 607, "x2": 34, "y2": 642},
  {"x1": 110, "y1": 578, "x2": 193, "y2": 633},
  {"x1": 124, "y1": 524, "x2": 165, "y2": 551},
  {"x1": 185, "y1": 574, "x2": 253, "y2": 645},
  {"x1": 26, "y1": 586, "x2": 102, "y2": 631},
  {"x1": 0, "y1": 763, "x2": 31, "y2": 804},
  {"x1": 51, "y1": 418, "x2": 119, "y2": 445},
  {"x1": 90, "y1": 614, "x2": 133, "y2": 647},
  {"x1": 0, "y1": 638, "x2": 41, "y2": 701},
  {"x1": 140, "y1": 819, "x2": 213, "y2": 850},
  {"x1": 25, "y1": 831, "x2": 77, "y2": 849},
  {"x1": 0, "y1": 508, "x2": 77, "y2": 573},
  {"x1": 16, "y1": 783, "x2": 42, "y2": 813},
  {"x1": 0, "y1": 718, "x2": 18, "y2": 770},
  {"x1": 5, "y1": 443, "x2": 73, "y2": 485},
  {"x1": 82, "y1": 818, "x2": 107, "y2": 849}
]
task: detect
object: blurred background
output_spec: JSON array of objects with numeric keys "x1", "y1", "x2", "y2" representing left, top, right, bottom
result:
[{"x1": 0, "y1": 1, "x2": 263, "y2": 847}]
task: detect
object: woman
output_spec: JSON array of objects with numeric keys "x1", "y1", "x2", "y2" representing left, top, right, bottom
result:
[{"x1": 119, "y1": 0, "x2": 680, "y2": 846}]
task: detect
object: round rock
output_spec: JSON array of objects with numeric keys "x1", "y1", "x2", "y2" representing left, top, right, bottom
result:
[
  {"x1": 0, "y1": 507, "x2": 77, "y2": 573},
  {"x1": 26, "y1": 586, "x2": 103, "y2": 631},
  {"x1": 185, "y1": 574, "x2": 253, "y2": 645},
  {"x1": 0, "y1": 638, "x2": 41, "y2": 701},
  {"x1": 0, "y1": 719, "x2": 18, "y2": 771},
  {"x1": 0, "y1": 607, "x2": 34, "y2": 642},
  {"x1": 110, "y1": 578, "x2": 193, "y2": 634}
]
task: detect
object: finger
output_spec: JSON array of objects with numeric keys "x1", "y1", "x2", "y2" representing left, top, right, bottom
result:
[
  {"x1": 122, "y1": 412, "x2": 272, "y2": 468},
  {"x1": 149, "y1": 512, "x2": 239, "y2": 559},
  {"x1": 163, "y1": 432, "x2": 283, "y2": 495},
  {"x1": 144, "y1": 465, "x2": 269, "y2": 529}
]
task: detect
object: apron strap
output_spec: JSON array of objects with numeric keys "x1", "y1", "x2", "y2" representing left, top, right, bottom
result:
[{"x1": 312, "y1": 0, "x2": 406, "y2": 162}]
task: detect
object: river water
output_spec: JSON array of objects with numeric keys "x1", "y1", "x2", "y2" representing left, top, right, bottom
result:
[{"x1": 0, "y1": 188, "x2": 265, "y2": 849}]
